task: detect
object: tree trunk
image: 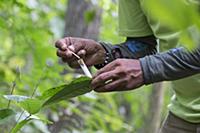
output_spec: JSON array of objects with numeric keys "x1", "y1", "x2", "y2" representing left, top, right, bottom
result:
[
  {"x1": 49, "y1": 0, "x2": 102, "y2": 132},
  {"x1": 64, "y1": 0, "x2": 102, "y2": 40},
  {"x1": 148, "y1": 83, "x2": 165, "y2": 133},
  {"x1": 61, "y1": 0, "x2": 102, "y2": 75},
  {"x1": 139, "y1": 83, "x2": 165, "y2": 133}
]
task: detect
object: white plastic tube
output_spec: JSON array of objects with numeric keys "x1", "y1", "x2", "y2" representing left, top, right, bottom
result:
[
  {"x1": 70, "y1": 51, "x2": 92, "y2": 78},
  {"x1": 78, "y1": 59, "x2": 92, "y2": 78}
]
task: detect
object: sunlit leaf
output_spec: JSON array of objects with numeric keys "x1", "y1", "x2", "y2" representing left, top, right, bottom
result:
[
  {"x1": 3, "y1": 95, "x2": 29, "y2": 102},
  {"x1": 39, "y1": 84, "x2": 65, "y2": 100},
  {"x1": 11, "y1": 118, "x2": 33, "y2": 133},
  {"x1": 3, "y1": 95, "x2": 42, "y2": 114},
  {"x1": 18, "y1": 99, "x2": 43, "y2": 114},
  {"x1": 43, "y1": 76, "x2": 92, "y2": 106},
  {"x1": 30, "y1": 115, "x2": 53, "y2": 124},
  {"x1": 11, "y1": 115, "x2": 53, "y2": 133}
]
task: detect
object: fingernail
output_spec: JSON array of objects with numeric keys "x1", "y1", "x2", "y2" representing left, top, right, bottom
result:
[
  {"x1": 61, "y1": 45, "x2": 67, "y2": 50},
  {"x1": 79, "y1": 50, "x2": 86, "y2": 55},
  {"x1": 66, "y1": 50, "x2": 72, "y2": 57},
  {"x1": 68, "y1": 45, "x2": 75, "y2": 51}
]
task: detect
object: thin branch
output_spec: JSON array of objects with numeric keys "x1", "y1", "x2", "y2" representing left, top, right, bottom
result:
[
  {"x1": 9, "y1": 110, "x2": 24, "y2": 133},
  {"x1": 31, "y1": 67, "x2": 47, "y2": 98},
  {"x1": 16, "y1": 111, "x2": 25, "y2": 123},
  {"x1": 7, "y1": 67, "x2": 21, "y2": 109},
  {"x1": 7, "y1": 82, "x2": 16, "y2": 109},
  {"x1": 25, "y1": 114, "x2": 31, "y2": 120},
  {"x1": 9, "y1": 66, "x2": 47, "y2": 132},
  {"x1": 9, "y1": 111, "x2": 32, "y2": 133}
]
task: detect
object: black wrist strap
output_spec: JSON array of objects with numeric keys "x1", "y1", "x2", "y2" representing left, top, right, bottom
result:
[
  {"x1": 94, "y1": 40, "x2": 157, "y2": 69},
  {"x1": 94, "y1": 42, "x2": 115, "y2": 69}
]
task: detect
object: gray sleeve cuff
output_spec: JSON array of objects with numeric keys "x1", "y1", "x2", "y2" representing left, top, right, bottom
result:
[
  {"x1": 139, "y1": 57, "x2": 152, "y2": 85},
  {"x1": 139, "y1": 47, "x2": 200, "y2": 84}
]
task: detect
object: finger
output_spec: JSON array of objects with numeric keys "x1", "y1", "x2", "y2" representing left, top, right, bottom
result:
[
  {"x1": 77, "y1": 49, "x2": 86, "y2": 58},
  {"x1": 93, "y1": 61, "x2": 118, "y2": 78},
  {"x1": 61, "y1": 56, "x2": 77, "y2": 63},
  {"x1": 69, "y1": 40, "x2": 85, "y2": 53},
  {"x1": 91, "y1": 70, "x2": 118, "y2": 89},
  {"x1": 61, "y1": 57, "x2": 80, "y2": 68},
  {"x1": 55, "y1": 39, "x2": 68, "y2": 50},
  {"x1": 68, "y1": 61, "x2": 80, "y2": 68},
  {"x1": 94, "y1": 79, "x2": 126, "y2": 93},
  {"x1": 57, "y1": 50, "x2": 66, "y2": 57},
  {"x1": 56, "y1": 49, "x2": 73, "y2": 58}
]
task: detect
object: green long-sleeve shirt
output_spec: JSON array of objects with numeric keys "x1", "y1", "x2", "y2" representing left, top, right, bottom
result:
[{"x1": 118, "y1": 0, "x2": 200, "y2": 123}]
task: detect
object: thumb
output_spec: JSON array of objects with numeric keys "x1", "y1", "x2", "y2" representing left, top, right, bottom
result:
[{"x1": 77, "y1": 49, "x2": 86, "y2": 57}]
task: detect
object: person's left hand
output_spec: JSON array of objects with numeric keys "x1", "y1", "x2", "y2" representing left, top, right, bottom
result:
[{"x1": 91, "y1": 59, "x2": 144, "y2": 92}]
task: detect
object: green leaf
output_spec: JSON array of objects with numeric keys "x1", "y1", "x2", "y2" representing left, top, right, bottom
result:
[
  {"x1": 0, "y1": 109, "x2": 15, "y2": 123},
  {"x1": 84, "y1": 10, "x2": 96, "y2": 24},
  {"x1": 39, "y1": 84, "x2": 65, "y2": 100},
  {"x1": 4, "y1": 95, "x2": 43, "y2": 114},
  {"x1": 18, "y1": 99, "x2": 43, "y2": 114},
  {"x1": 11, "y1": 118, "x2": 33, "y2": 133},
  {"x1": 0, "y1": 17, "x2": 6, "y2": 29},
  {"x1": 10, "y1": 115, "x2": 52, "y2": 133},
  {"x1": 43, "y1": 76, "x2": 92, "y2": 106},
  {"x1": 30, "y1": 115, "x2": 53, "y2": 124},
  {"x1": 3, "y1": 95, "x2": 29, "y2": 102}
]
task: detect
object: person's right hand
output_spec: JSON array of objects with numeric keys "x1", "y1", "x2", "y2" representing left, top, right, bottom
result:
[{"x1": 55, "y1": 37, "x2": 106, "y2": 68}]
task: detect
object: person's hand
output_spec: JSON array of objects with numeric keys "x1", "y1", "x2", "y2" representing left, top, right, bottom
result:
[
  {"x1": 91, "y1": 59, "x2": 144, "y2": 92},
  {"x1": 55, "y1": 37, "x2": 106, "y2": 68}
]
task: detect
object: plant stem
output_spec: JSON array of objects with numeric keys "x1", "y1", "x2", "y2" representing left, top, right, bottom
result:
[
  {"x1": 9, "y1": 67, "x2": 46, "y2": 132},
  {"x1": 9, "y1": 111, "x2": 24, "y2": 133},
  {"x1": 7, "y1": 68, "x2": 20, "y2": 109},
  {"x1": 25, "y1": 114, "x2": 31, "y2": 120},
  {"x1": 31, "y1": 67, "x2": 47, "y2": 98},
  {"x1": 31, "y1": 81, "x2": 41, "y2": 98},
  {"x1": 7, "y1": 81, "x2": 16, "y2": 109},
  {"x1": 9, "y1": 111, "x2": 31, "y2": 133},
  {"x1": 16, "y1": 111, "x2": 25, "y2": 123}
]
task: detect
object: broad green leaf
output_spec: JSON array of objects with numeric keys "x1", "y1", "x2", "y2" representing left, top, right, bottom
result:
[
  {"x1": 3, "y1": 95, "x2": 29, "y2": 102},
  {"x1": 43, "y1": 76, "x2": 92, "y2": 106},
  {"x1": 11, "y1": 118, "x2": 33, "y2": 133},
  {"x1": 39, "y1": 84, "x2": 65, "y2": 100},
  {"x1": 18, "y1": 99, "x2": 43, "y2": 114},
  {"x1": 3, "y1": 95, "x2": 43, "y2": 114},
  {"x1": 0, "y1": 109, "x2": 15, "y2": 123}
]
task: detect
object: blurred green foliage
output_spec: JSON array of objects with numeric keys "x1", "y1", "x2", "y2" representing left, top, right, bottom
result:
[
  {"x1": 1, "y1": 0, "x2": 199, "y2": 132},
  {"x1": 145, "y1": 0, "x2": 200, "y2": 49}
]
